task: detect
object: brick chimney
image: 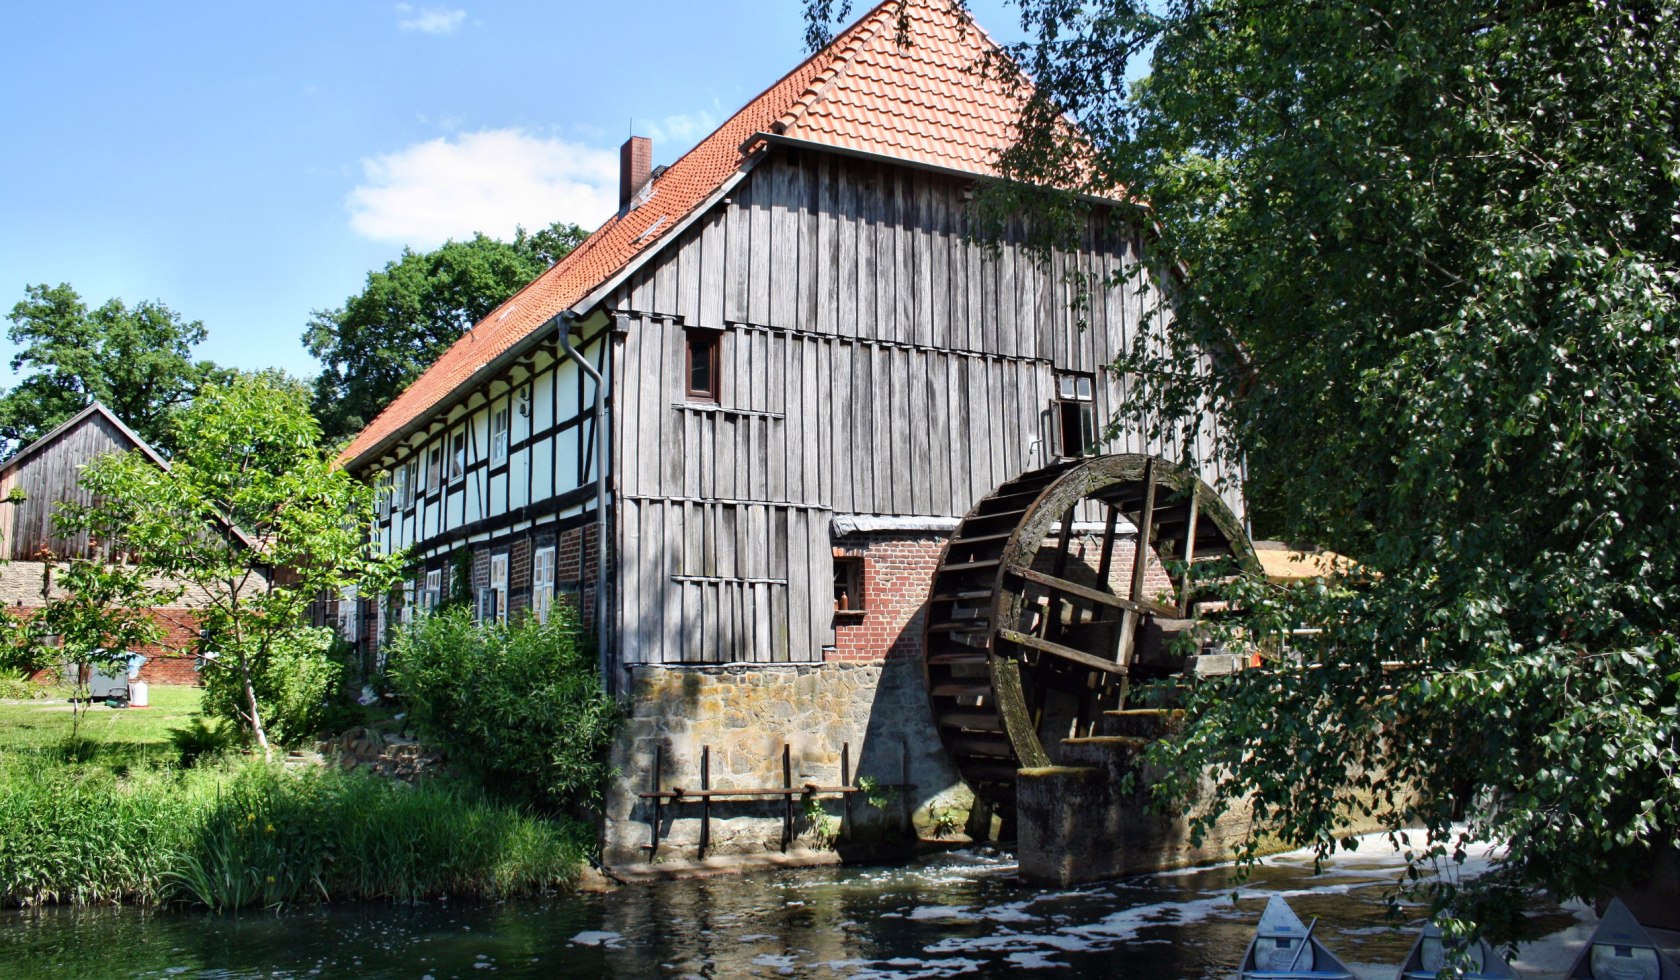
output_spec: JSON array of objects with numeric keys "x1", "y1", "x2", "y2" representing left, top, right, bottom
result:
[{"x1": 619, "y1": 135, "x2": 652, "y2": 210}]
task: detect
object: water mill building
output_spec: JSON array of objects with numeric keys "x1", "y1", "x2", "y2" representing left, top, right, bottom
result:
[{"x1": 336, "y1": 0, "x2": 1250, "y2": 869}]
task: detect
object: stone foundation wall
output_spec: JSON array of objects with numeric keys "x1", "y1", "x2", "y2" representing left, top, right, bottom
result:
[{"x1": 602, "y1": 659, "x2": 971, "y2": 866}]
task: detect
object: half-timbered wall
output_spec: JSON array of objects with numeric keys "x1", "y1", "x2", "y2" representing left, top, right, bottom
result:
[
  {"x1": 367, "y1": 328, "x2": 608, "y2": 566},
  {"x1": 607, "y1": 147, "x2": 1243, "y2": 667}
]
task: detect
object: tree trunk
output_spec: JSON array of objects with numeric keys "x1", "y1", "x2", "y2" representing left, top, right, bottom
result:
[{"x1": 238, "y1": 653, "x2": 271, "y2": 761}]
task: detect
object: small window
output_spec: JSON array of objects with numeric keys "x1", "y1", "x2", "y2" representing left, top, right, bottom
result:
[
  {"x1": 380, "y1": 471, "x2": 395, "y2": 517},
  {"x1": 1052, "y1": 372, "x2": 1097, "y2": 458},
  {"x1": 450, "y1": 430, "x2": 467, "y2": 483},
  {"x1": 402, "y1": 460, "x2": 418, "y2": 507},
  {"x1": 531, "y1": 545, "x2": 556, "y2": 624},
  {"x1": 686, "y1": 329, "x2": 721, "y2": 402},
  {"x1": 479, "y1": 553, "x2": 508, "y2": 625},
  {"x1": 833, "y1": 556, "x2": 864, "y2": 613},
  {"x1": 424, "y1": 569, "x2": 442, "y2": 611},
  {"x1": 491, "y1": 407, "x2": 511, "y2": 465},
  {"x1": 426, "y1": 445, "x2": 442, "y2": 493}
]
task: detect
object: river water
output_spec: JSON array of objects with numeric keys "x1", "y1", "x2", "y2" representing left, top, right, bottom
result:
[{"x1": 0, "y1": 836, "x2": 1631, "y2": 979}]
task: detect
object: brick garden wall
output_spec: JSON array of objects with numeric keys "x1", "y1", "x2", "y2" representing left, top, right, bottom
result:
[{"x1": 3, "y1": 561, "x2": 206, "y2": 686}]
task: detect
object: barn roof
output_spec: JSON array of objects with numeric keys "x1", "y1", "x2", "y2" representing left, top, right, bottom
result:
[
  {"x1": 0, "y1": 401, "x2": 169, "y2": 477},
  {"x1": 0, "y1": 401, "x2": 260, "y2": 552},
  {"x1": 340, "y1": 0, "x2": 1045, "y2": 468}
]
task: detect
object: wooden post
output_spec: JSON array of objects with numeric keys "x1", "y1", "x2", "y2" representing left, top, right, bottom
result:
[
  {"x1": 1115, "y1": 459, "x2": 1156, "y2": 670},
  {"x1": 840, "y1": 742, "x2": 853, "y2": 842},
  {"x1": 1044, "y1": 505, "x2": 1078, "y2": 642},
  {"x1": 1176, "y1": 492, "x2": 1201, "y2": 616},
  {"x1": 699, "y1": 744, "x2": 711, "y2": 859},
  {"x1": 781, "y1": 742, "x2": 793, "y2": 852},
  {"x1": 647, "y1": 743, "x2": 664, "y2": 861},
  {"x1": 1094, "y1": 504, "x2": 1120, "y2": 591},
  {"x1": 900, "y1": 739, "x2": 913, "y2": 839}
]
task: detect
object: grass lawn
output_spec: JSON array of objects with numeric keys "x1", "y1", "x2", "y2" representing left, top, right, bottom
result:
[{"x1": 0, "y1": 685, "x2": 202, "y2": 769}]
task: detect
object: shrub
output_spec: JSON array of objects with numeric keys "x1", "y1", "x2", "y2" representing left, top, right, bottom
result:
[
  {"x1": 200, "y1": 627, "x2": 339, "y2": 748},
  {"x1": 387, "y1": 606, "x2": 619, "y2": 809},
  {"x1": 0, "y1": 669, "x2": 48, "y2": 701},
  {"x1": 168, "y1": 718, "x2": 235, "y2": 768}
]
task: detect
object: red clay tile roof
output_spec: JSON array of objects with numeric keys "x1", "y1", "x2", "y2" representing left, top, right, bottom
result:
[{"x1": 341, "y1": 0, "x2": 1040, "y2": 468}]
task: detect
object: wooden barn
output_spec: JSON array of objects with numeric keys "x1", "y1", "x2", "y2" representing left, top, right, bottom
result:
[
  {"x1": 0, "y1": 402, "x2": 214, "y2": 685},
  {"x1": 338, "y1": 0, "x2": 1245, "y2": 861}
]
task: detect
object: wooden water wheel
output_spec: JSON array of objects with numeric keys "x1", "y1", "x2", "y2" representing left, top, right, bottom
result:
[{"x1": 923, "y1": 454, "x2": 1259, "y2": 809}]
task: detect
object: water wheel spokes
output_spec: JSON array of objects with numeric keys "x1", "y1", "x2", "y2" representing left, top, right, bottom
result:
[{"x1": 923, "y1": 454, "x2": 1258, "y2": 809}]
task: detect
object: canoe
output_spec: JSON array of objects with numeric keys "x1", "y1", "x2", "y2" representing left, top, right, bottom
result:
[
  {"x1": 1238, "y1": 895, "x2": 1356, "y2": 980},
  {"x1": 1566, "y1": 898, "x2": 1680, "y2": 980},
  {"x1": 1395, "y1": 921, "x2": 1515, "y2": 979}
]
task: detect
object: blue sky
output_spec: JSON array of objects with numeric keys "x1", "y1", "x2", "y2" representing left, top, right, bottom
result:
[{"x1": 1, "y1": 1, "x2": 1029, "y2": 383}]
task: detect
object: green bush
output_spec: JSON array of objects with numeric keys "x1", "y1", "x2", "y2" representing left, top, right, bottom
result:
[
  {"x1": 387, "y1": 606, "x2": 619, "y2": 809},
  {"x1": 0, "y1": 669, "x2": 50, "y2": 701},
  {"x1": 0, "y1": 756, "x2": 589, "y2": 910},
  {"x1": 167, "y1": 718, "x2": 235, "y2": 768},
  {"x1": 201, "y1": 627, "x2": 340, "y2": 748}
]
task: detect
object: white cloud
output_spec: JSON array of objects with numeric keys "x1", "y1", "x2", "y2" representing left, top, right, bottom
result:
[
  {"x1": 641, "y1": 110, "x2": 719, "y2": 148},
  {"x1": 347, "y1": 129, "x2": 619, "y2": 248},
  {"x1": 394, "y1": 4, "x2": 467, "y2": 35}
]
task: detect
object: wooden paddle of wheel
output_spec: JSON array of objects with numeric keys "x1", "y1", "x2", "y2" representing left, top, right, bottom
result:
[{"x1": 922, "y1": 454, "x2": 1259, "y2": 814}]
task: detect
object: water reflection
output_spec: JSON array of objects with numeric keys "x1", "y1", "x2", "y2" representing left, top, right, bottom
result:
[{"x1": 0, "y1": 838, "x2": 1602, "y2": 979}]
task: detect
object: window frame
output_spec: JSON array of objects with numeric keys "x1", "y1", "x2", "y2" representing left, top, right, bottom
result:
[
  {"x1": 1051, "y1": 371, "x2": 1098, "y2": 459},
  {"x1": 425, "y1": 445, "x2": 442, "y2": 494},
  {"x1": 685, "y1": 328, "x2": 722, "y2": 402},
  {"x1": 832, "y1": 555, "x2": 865, "y2": 615},
  {"x1": 532, "y1": 545, "x2": 556, "y2": 624},
  {"x1": 424, "y1": 569, "x2": 442, "y2": 611},
  {"x1": 402, "y1": 459, "x2": 418, "y2": 508},
  {"x1": 449, "y1": 429, "x2": 467, "y2": 484},
  {"x1": 481, "y1": 553, "x2": 508, "y2": 625},
  {"x1": 490, "y1": 405, "x2": 511, "y2": 466}
]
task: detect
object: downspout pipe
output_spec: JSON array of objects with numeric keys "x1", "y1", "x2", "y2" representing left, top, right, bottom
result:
[{"x1": 558, "y1": 310, "x2": 613, "y2": 695}]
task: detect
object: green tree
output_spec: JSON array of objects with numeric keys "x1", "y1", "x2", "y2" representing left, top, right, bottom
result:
[
  {"x1": 34, "y1": 560, "x2": 171, "y2": 740},
  {"x1": 305, "y1": 222, "x2": 588, "y2": 444},
  {"x1": 812, "y1": 0, "x2": 1680, "y2": 915},
  {"x1": 61, "y1": 374, "x2": 405, "y2": 757},
  {"x1": 1, "y1": 283, "x2": 230, "y2": 458}
]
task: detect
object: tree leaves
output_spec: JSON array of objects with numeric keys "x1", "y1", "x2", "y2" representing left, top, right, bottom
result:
[
  {"x1": 1, "y1": 283, "x2": 228, "y2": 458},
  {"x1": 59, "y1": 375, "x2": 407, "y2": 753},
  {"x1": 304, "y1": 222, "x2": 587, "y2": 445},
  {"x1": 919, "y1": 0, "x2": 1680, "y2": 913}
]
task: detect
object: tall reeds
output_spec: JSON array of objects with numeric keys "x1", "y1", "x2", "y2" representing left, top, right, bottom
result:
[{"x1": 0, "y1": 757, "x2": 589, "y2": 911}]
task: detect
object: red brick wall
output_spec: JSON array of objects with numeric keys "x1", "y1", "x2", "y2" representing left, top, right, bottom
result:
[
  {"x1": 828, "y1": 533, "x2": 945, "y2": 664},
  {"x1": 138, "y1": 608, "x2": 204, "y2": 685},
  {"x1": 24, "y1": 605, "x2": 204, "y2": 686},
  {"x1": 824, "y1": 529, "x2": 1178, "y2": 666}
]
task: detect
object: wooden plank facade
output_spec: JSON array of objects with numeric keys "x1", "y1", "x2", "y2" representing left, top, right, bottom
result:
[
  {"x1": 0, "y1": 403, "x2": 169, "y2": 561},
  {"x1": 356, "y1": 145, "x2": 1243, "y2": 670}
]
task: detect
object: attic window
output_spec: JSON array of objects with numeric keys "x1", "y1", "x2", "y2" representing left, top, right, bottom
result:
[{"x1": 686, "y1": 329, "x2": 721, "y2": 402}]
